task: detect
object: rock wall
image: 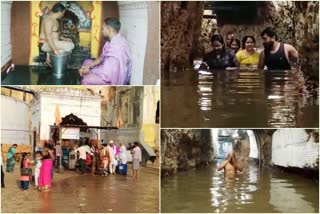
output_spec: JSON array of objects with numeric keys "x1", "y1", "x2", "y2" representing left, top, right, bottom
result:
[
  {"x1": 252, "y1": 129, "x2": 275, "y2": 165},
  {"x1": 161, "y1": 129, "x2": 213, "y2": 176},
  {"x1": 233, "y1": 138, "x2": 250, "y2": 169},
  {"x1": 272, "y1": 129, "x2": 319, "y2": 169},
  {"x1": 161, "y1": 1, "x2": 203, "y2": 70}
]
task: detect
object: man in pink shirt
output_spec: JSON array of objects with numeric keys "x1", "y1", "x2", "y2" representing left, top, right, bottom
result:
[
  {"x1": 131, "y1": 142, "x2": 142, "y2": 179},
  {"x1": 79, "y1": 17, "x2": 132, "y2": 85}
]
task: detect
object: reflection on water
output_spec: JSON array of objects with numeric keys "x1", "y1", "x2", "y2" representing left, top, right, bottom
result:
[
  {"x1": 161, "y1": 164, "x2": 319, "y2": 213},
  {"x1": 161, "y1": 69, "x2": 319, "y2": 127}
]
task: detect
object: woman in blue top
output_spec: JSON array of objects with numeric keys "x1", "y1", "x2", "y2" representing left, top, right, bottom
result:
[{"x1": 6, "y1": 144, "x2": 17, "y2": 172}]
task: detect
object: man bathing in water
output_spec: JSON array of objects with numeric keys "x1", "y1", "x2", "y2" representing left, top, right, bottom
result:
[
  {"x1": 39, "y1": 3, "x2": 75, "y2": 66},
  {"x1": 217, "y1": 152, "x2": 243, "y2": 178}
]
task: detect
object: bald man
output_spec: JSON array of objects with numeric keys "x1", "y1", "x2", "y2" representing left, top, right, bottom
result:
[{"x1": 217, "y1": 152, "x2": 243, "y2": 178}]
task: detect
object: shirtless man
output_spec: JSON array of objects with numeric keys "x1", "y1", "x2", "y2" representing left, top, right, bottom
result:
[
  {"x1": 39, "y1": 3, "x2": 74, "y2": 64},
  {"x1": 217, "y1": 152, "x2": 243, "y2": 178},
  {"x1": 258, "y1": 27, "x2": 299, "y2": 70}
]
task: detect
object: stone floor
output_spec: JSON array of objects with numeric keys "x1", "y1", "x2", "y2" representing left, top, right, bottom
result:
[{"x1": 1, "y1": 164, "x2": 159, "y2": 213}]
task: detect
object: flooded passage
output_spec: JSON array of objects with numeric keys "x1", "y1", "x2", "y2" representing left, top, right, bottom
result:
[
  {"x1": 161, "y1": 163, "x2": 319, "y2": 213},
  {"x1": 2, "y1": 167, "x2": 159, "y2": 213},
  {"x1": 161, "y1": 69, "x2": 319, "y2": 128}
]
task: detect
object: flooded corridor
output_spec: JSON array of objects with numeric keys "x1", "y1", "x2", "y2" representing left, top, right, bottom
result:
[
  {"x1": 161, "y1": 163, "x2": 319, "y2": 213},
  {"x1": 161, "y1": 69, "x2": 319, "y2": 128},
  {"x1": 1, "y1": 166, "x2": 159, "y2": 213}
]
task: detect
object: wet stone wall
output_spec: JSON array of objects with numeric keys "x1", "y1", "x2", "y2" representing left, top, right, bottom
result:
[{"x1": 161, "y1": 129, "x2": 214, "y2": 176}]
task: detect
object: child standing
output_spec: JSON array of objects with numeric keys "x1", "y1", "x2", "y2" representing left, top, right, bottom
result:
[
  {"x1": 20, "y1": 153, "x2": 32, "y2": 191},
  {"x1": 34, "y1": 151, "x2": 42, "y2": 189}
]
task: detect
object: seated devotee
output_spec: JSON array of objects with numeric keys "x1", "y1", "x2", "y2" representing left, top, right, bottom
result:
[
  {"x1": 217, "y1": 152, "x2": 243, "y2": 178},
  {"x1": 258, "y1": 27, "x2": 299, "y2": 70},
  {"x1": 79, "y1": 17, "x2": 132, "y2": 85},
  {"x1": 236, "y1": 36, "x2": 260, "y2": 67},
  {"x1": 230, "y1": 38, "x2": 241, "y2": 53},
  {"x1": 201, "y1": 34, "x2": 239, "y2": 70}
]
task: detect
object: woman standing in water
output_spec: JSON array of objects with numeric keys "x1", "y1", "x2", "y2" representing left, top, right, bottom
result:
[
  {"x1": 236, "y1": 36, "x2": 260, "y2": 68},
  {"x1": 6, "y1": 144, "x2": 17, "y2": 172},
  {"x1": 230, "y1": 38, "x2": 241, "y2": 54},
  {"x1": 217, "y1": 152, "x2": 243, "y2": 178},
  {"x1": 202, "y1": 34, "x2": 239, "y2": 70}
]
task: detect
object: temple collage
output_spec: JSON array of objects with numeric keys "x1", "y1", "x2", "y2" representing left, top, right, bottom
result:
[{"x1": 0, "y1": 1, "x2": 319, "y2": 213}]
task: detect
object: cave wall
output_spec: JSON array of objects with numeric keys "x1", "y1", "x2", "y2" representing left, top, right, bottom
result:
[
  {"x1": 161, "y1": 1, "x2": 203, "y2": 70},
  {"x1": 272, "y1": 129, "x2": 319, "y2": 169},
  {"x1": 253, "y1": 130, "x2": 275, "y2": 165},
  {"x1": 233, "y1": 138, "x2": 250, "y2": 169},
  {"x1": 161, "y1": 129, "x2": 214, "y2": 176}
]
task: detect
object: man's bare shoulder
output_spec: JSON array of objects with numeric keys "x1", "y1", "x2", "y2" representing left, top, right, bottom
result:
[{"x1": 42, "y1": 16, "x2": 54, "y2": 25}]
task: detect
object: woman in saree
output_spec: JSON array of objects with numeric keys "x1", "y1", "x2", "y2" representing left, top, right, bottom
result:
[
  {"x1": 236, "y1": 36, "x2": 260, "y2": 68},
  {"x1": 6, "y1": 144, "x2": 17, "y2": 172},
  {"x1": 38, "y1": 143, "x2": 55, "y2": 191}
]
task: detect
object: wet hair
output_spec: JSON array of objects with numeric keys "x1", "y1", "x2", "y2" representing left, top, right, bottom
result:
[
  {"x1": 242, "y1": 36, "x2": 256, "y2": 49},
  {"x1": 52, "y1": 3, "x2": 66, "y2": 13},
  {"x1": 261, "y1": 27, "x2": 278, "y2": 41},
  {"x1": 226, "y1": 32, "x2": 234, "y2": 37},
  {"x1": 104, "y1": 17, "x2": 121, "y2": 32},
  {"x1": 210, "y1": 34, "x2": 225, "y2": 47},
  {"x1": 230, "y1": 38, "x2": 241, "y2": 49},
  {"x1": 20, "y1": 153, "x2": 27, "y2": 168}
]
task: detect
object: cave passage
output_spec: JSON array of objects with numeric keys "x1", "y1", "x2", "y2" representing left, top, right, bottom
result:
[{"x1": 161, "y1": 129, "x2": 319, "y2": 213}]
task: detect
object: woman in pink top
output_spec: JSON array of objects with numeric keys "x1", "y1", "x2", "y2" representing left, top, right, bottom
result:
[{"x1": 20, "y1": 153, "x2": 32, "y2": 191}]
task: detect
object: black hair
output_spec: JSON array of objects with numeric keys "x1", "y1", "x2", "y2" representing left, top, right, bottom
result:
[
  {"x1": 261, "y1": 27, "x2": 278, "y2": 41},
  {"x1": 211, "y1": 34, "x2": 225, "y2": 47},
  {"x1": 44, "y1": 142, "x2": 53, "y2": 150},
  {"x1": 230, "y1": 38, "x2": 241, "y2": 48},
  {"x1": 226, "y1": 32, "x2": 234, "y2": 37},
  {"x1": 52, "y1": 3, "x2": 66, "y2": 13},
  {"x1": 13, "y1": 144, "x2": 18, "y2": 147},
  {"x1": 241, "y1": 36, "x2": 256, "y2": 49},
  {"x1": 133, "y1": 141, "x2": 139, "y2": 146},
  {"x1": 20, "y1": 153, "x2": 27, "y2": 168},
  {"x1": 35, "y1": 151, "x2": 42, "y2": 155},
  {"x1": 104, "y1": 17, "x2": 121, "y2": 32}
]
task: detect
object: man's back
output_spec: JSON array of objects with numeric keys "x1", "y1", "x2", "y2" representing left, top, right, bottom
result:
[
  {"x1": 40, "y1": 16, "x2": 59, "y2": 41},
  {"x1": 224, "y1": 162, "x2": 236, "y2": 177}
]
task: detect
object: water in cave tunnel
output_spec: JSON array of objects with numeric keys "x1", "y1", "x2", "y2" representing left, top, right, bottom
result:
[
  {"x1": 161, "y1": 129, "x2": 319, "y2": 213},
  {"x1": 161, "y1": 1, "x2": 319, "y2": 128}
]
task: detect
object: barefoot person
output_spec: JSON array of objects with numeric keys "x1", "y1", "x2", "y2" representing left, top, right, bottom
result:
[
  {"x1": 131, "y1": 142, "x2": 142, "y2": 179},
  {"x1": 39, "y1": 3, "x2": 75, "y2": 65},
  {"x1": 258, "y1": 27, "x2": 299, "y2": 70},
  {"x1": 79, "y1": 17, "x2": 132, "y2": 85},
  {"x1": 217, "y1": 152, "x2": 243, "y2": 178}
]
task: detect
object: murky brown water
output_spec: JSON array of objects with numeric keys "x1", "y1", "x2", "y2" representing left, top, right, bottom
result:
[
  {"x1": 1, "y1": 167, "x2": 159, "y2": 213},
  {"x1": 161, "y1": 163, "x2": 319, "y2": 213},
  {"x1": 161, "y1": 69, "x2": 319, "y2": 128}
]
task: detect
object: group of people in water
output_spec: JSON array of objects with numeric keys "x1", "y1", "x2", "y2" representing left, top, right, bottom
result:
[
  {"x1": 1, "y1": 140, "x2": 142, "y2": 192},
  {"x1": 201, "y1": 27, "x2": 299, "y2": 70}
]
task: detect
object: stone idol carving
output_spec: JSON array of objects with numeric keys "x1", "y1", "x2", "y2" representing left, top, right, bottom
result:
[{"x1": 61, "y1": 1, "x2": 92, "y2": 30}]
